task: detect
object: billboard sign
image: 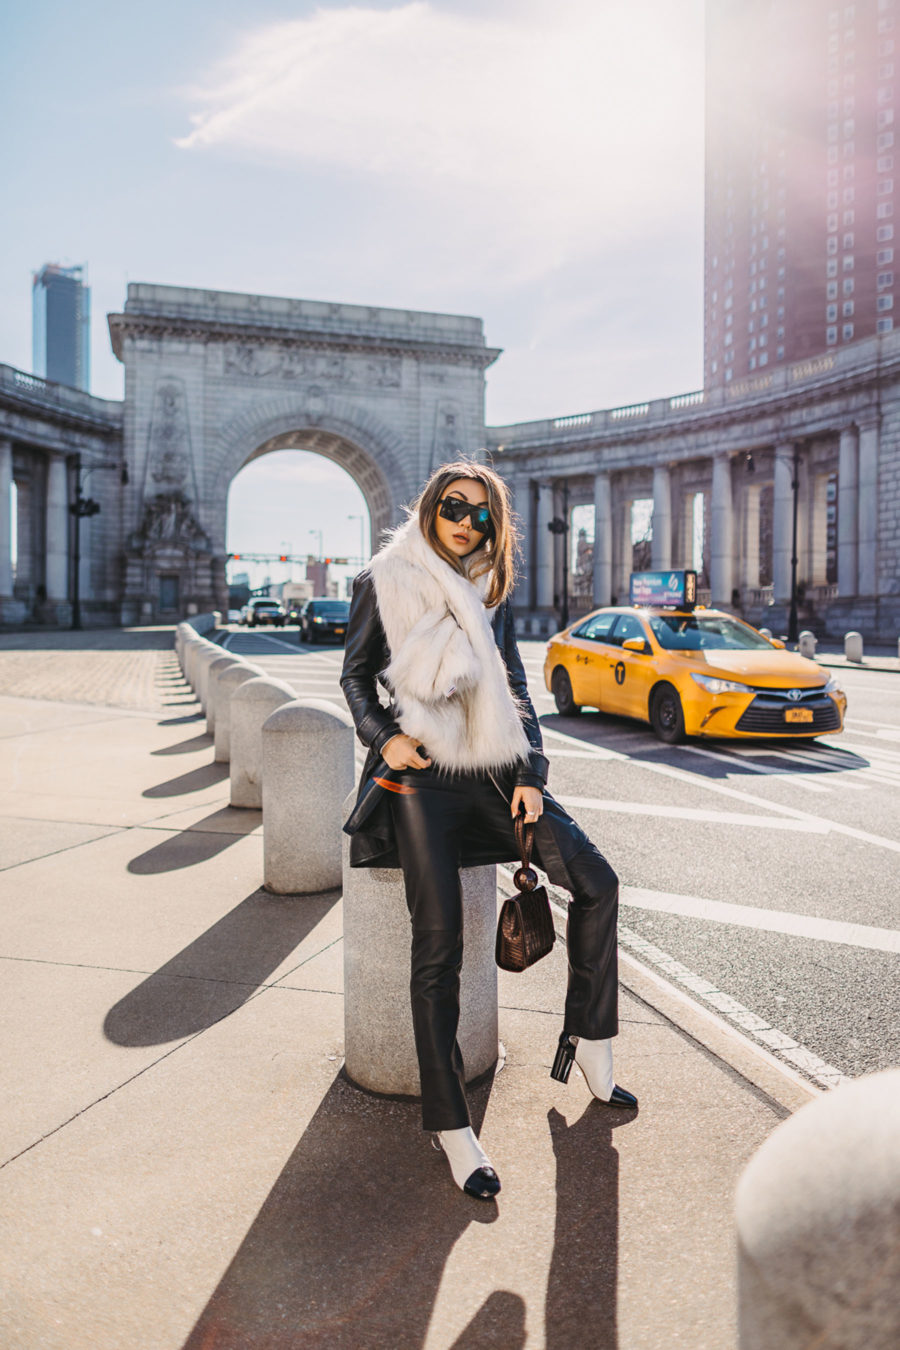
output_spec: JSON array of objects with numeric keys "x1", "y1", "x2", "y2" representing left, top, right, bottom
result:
[{"x1": 629, "y1": 569, "x2": 698, "y2": 608}]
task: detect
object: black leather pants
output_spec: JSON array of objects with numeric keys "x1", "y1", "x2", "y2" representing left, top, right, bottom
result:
[{"x1": 388, "y1": 768, "x2": 619, "y2": 1131}]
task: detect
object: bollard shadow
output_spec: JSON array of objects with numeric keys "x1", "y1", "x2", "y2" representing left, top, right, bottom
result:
[
  {"x1": 104, "y1": 886, "x2": 338, "y2": 1046},
  {"x1": 127, "y1": 807, "x2": 258, "y2": 874},
  {"x1": 143, "y1": 762, "x2": 228, "y2": 797},
  {"x1": 181, "y1": 1071, "x2": 498, "y2": 1350},
  {"x1": 544, "y1": 1103, "x2": 635, "y2": 1350},
  {"x1": 158, "y1": 712, "x2": 204, "y2": 726},
  {"x1": 151, "y1": 733, "x2": 213, "y2": 757},
  {"x1": 449, "y1": 1291, "x2": 527, "y2": 1348}
]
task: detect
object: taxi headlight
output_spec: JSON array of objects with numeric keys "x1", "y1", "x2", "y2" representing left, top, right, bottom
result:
[
  {"x1": 690, "y1": 672, "x2": 752, "y2": 695},
  {"x1": 823, "y1": 674, "x2": 844, "y2": 695}
]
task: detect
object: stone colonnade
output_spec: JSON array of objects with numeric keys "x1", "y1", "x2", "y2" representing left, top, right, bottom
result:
[
  {"x1": 506, "y1": 415, "x2": 880, "y2": 633},
  {"x1": 0, "y1": 438, "x2": 75, "y2": 625}
]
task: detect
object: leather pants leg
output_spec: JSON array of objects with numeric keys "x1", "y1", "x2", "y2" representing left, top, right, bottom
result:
[{"x1": 389, "y1": 773, "x2": 473, "y2": 1132}]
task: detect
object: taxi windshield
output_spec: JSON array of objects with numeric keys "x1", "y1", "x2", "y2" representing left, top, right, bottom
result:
[{"x1": 648, "y1": 614, "x2": 774, "y2": 651}]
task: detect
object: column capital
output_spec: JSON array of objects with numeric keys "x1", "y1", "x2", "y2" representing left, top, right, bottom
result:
[{"x1": 856, "y1": 409, "x2": 880, "y2": 434}]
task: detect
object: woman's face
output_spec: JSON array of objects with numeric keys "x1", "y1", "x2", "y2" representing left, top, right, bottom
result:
[{"x1": 433, "y1": 477, "x2": 491, "y2": 558}]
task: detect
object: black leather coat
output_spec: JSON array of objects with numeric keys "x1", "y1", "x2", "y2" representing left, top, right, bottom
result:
[{"x1": 341, "y1": 570, "x2": 549, "y2": 868}]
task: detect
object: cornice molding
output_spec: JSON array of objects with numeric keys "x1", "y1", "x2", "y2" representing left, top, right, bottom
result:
[{"x1": 107, "y1": 312, "x2": 502, "y2": 369}]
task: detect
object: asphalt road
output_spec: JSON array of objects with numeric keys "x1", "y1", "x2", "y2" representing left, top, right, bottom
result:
[{"x1": 222, "y1": 625, "x2": 900, "y2": 1088}]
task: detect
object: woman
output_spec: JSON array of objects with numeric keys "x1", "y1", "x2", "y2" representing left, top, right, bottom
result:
[{"x1": 341, "y1": 461, "x2": 636, "y2": 1201}]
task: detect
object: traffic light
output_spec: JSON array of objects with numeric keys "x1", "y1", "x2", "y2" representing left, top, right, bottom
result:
[
  {"x1": 232, "y1": 553, "x2": 241, "y2": 561},
  {"x1": 279, "y1": 554, "x2": 287, "y2": 562}
]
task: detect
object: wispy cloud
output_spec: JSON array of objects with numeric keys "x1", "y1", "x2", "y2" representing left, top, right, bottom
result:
[{"x1": 176, "y1": 1, "x2": 704, "y2": 285}]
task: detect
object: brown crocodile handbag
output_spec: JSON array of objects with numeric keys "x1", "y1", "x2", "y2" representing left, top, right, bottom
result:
[{"x1": 495, "y1": 811, "x2": 556, "y2": 972}]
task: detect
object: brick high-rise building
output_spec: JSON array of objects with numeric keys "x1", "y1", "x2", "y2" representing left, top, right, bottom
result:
[{"x1": 704, "y1": 0, "x2": 897, "y2": 387}]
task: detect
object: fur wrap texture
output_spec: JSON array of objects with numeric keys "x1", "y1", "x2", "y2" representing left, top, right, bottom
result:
[{"x1": 368, "y1": 515, "x2": 532, "y2": 772}]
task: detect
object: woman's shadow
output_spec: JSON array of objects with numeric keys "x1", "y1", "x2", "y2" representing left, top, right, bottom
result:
[{"x1": 181, "y1": 1073, "x2": 499, "y2": 1350}]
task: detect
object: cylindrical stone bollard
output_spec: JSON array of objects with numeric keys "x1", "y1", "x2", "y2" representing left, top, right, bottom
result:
[
  {"x1": 262, "y1": 699, "x2": 356, "y2": 894},
  {"x1": 798, "y1": 629, "x2": 816, "y2": 659},
  {"x1": 186, "y1": 636, "x2": 216, "y2": 696},
  {"x1": 342, "y1": 789, "x2": 500, "y2": 1096},
  {"x1": 844, "y1": 630, "x2": 864, "y2": 663},
  {"x1": 736, "y1": 1069, "x2": 900, "y2": 1350},
  {"x1": 196, "y1": 642, "x2": 227, "y2": 713},
  {"x1": 230, "y1": 676, "x2": 296, "y2": 808},
  {"x1": 759, "y1": 627, "x2": 773, "y2": 640},
  {"x1": 205, "y1": 654, "x2": 244, "y2": 736},
  {"x1": 182, "y1": 636, "x2": 205, "y2": 692},
  {"x1": 175, "y1": 623, "x2": 191, "y2": 669},
  {"x1": 213, "y1": 662, "x2": 264, "y2": 763}
]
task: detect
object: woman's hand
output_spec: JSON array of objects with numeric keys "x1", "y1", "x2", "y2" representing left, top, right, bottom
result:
[
  {"x1": 511, "y1": 785, "x2": 543, "y2": 823},
  {"x1": 381, "y1": 734, "x2": 432, "y2": 771}
]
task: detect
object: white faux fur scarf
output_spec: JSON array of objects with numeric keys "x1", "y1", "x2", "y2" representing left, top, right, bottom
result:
[{"x1": 368, "y1": 516, "x2": 532, "y2": 772}]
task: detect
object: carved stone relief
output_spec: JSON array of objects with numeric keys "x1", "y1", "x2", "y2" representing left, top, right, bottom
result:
[
  {"x1": 142, "y1": 378, "x2": 199, "y2": 505},
  {"x1": 129, "y1": 492, "x2": 211, "y2": 555},
  {"x1": 430, "y1": 400, "x2": 467, "y2": 472},
  {"x1": 223, "y1": 344, "x2": 401, "y2": 387}
]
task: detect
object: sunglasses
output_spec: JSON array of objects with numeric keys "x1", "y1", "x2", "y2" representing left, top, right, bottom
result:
[{"x1": 437, "y1": 496, "x2": 493, "y2": 535}]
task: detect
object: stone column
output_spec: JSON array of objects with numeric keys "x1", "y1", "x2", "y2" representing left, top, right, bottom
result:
[
  {"x1": 535, "y1": 479, "x2": 554, "y2": 609},
  {"x1": 710, "y1": 453, "x2": 735, "y2": 606},
  {"x1": 614, "y1": 497, "x2": 633, "y2": 603},
  {"x1": 772, "y1": 443, "x2": 795, "y2": 604},
  {"x1": 509, "y1": 477, "x2": 531, "y2": 603},
  {"x1": 809, "y1": 474, "x2": 829, "y2": 585},
  {"x1": 857, "y1": 416, "x2": 879, "y2": 596},
  {"x1": 837, "y1": 426, "x2": 858, "y2": 598},
  {"x1": 741, "y1": 482, "x2": 761, "y2": 589},
  {"x1": 651, "y1": 465, "x2": 672, "y2": 569},
  {"x1": 592, "y1": 472, "x2": 612, "y2": 607},
  {"x1": 0, "y1": 439, "x2": 12, "y2": 598},
  {"x1": 45, "y1": 453, "x2": 69, "y2": 601}
]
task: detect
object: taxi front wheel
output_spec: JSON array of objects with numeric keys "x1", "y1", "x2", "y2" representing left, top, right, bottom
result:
[
  {"x1": 650, "y1": 683, "x2": 685, "y2": 744},
  {"x1": 551, "y1": 668, "x2": 581, "y2": 717}
]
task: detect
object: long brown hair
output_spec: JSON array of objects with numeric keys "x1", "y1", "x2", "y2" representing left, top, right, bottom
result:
[{"x1": 413, "y1": 459, "x2": 517, "y2": 608}]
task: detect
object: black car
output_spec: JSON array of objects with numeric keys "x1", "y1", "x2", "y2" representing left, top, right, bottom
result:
[
  {"x1": 243, "y1": 598, "x2": 286, "y2": 627},
  {"x1": 299, "y1": 598, "x2": 351, "y2": 644}
]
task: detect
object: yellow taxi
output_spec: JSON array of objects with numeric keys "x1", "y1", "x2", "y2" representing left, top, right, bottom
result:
[{"x1": 543, "y1": 571, "x2": 846, "y2": 744}]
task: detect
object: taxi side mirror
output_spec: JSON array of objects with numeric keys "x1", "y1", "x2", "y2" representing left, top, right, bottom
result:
[{"x1": 622, "y1": 637, "x2": 649, "y2": 654}]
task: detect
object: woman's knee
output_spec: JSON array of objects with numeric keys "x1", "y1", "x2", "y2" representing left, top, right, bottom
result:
[{"x1": 565, "y1": 845, "x2": 618, "y2": 906}]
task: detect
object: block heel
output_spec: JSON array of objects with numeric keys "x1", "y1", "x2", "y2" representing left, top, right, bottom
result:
[{"x1": 550, "y1": 1032, "x2": 577, "y2": 1084}]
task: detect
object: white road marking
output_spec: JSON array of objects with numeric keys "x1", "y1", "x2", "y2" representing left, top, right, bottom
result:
[
  {"x1": 678, "y1": 744, "x2": 832, "y2": 793},
  {"x1": 498, "y1": 867, "x2": 848, "y2": 1091},
  {"x1": 619, "y1": 885, "x2": 900, "y2": 954},
  {"x1": 541, "y1": 724, "x2": 900, "y2": 855},
  {"x1": 555, "y1": 795, "x2": 829, "y2": 833}
]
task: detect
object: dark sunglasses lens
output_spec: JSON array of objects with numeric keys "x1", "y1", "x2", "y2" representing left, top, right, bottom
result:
[{"x1": 439, "y1": 498, "x2": 492, "y2": 533}]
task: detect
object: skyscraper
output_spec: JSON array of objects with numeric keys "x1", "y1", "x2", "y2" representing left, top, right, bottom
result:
[
  {"x1": 704, "y1": 0, "x2": 897, "y2": 387},
  {"x1": 32, "y1": 263, "x2": 91, "y2": 391}
]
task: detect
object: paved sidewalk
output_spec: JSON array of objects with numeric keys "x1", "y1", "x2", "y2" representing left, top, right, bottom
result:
[{"x1": 0, "y1": 642, "x2": 811, "y2": 1349}]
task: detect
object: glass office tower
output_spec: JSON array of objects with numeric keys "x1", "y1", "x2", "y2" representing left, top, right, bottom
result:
[{"x1": 32, "y1": 263, "x2": 91, "y2": 391}]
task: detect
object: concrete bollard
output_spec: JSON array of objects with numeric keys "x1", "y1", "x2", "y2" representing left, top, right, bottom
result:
[
  {"x1": 262, "y1": 699, "x2": 356, "y2": 894},
  {"x1": 736, "y1": 1069, "x2": 900, "y2": 1349},
  {"x1": 213, "y1": 662, "x2": 264, "y2": 763},
  {"x1": 229, "y1": 676, "x2": 296, "y2": 808},
  {"x1": 205, "y1": 654, "x2": 244, "y2": 736},
  {"x1": 175, "y1": 623, "x2": 192, "y2": 669},
  {"x1": 196, "y1": 642, "x2": 227, "y2": 713},
  {"x1": 186, "y1": 636, "x2": 216, "y2": 695},
  {"x1": 798, "y1": 630, "x2": 816, "y2": 659},
  {"x1": 341, "y1": 789, "x2": 499, "y2": 1095},
  {"x1": 759, "y1": 627, "x2": 773, "y2": 640},
  {"x1": 844, "y1": 630, "x2": 864, "y2": 663},
  {"x1": 182, "y1": 636, "x2": 204, "y2": 692}
]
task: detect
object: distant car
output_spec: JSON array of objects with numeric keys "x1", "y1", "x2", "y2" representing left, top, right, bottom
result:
[
  {"x1": 227, "y1": 608, "x2": 243, "y2": 624},
  {"x1": 544, "y1": 603, "x2": 847, "y2": 743},
  {"x1": 299, "y1": 597, "x2": 351, "y2": 644},
  {"x1": 243, "y1": 598, "x2": 286, "y2": 628}
]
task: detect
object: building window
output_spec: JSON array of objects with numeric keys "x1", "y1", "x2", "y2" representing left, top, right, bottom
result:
[
  {"x1": 844, "y1": 141, "x2": 855, "y2": 156},
  {"x1": 827, "y1": 304, "x2": 838, "y2": 321},
  {"x1": 878, "y1": 270, "x2": 894, "y2": 286},
  {"x1": 877, "y1": 316, "x2": 894, "y2": 332},
  {"x1": 828, "y1": 145, "x2": 839, "y2": 163},
  {"x1": 878, "y1": 109, "x2": 895, "y2": 127},
  {"x1": 878, "y1": 85, "x2": 894, "y2": 103},
  {"x1": 749, "y1": 357, "x2": 757, "y2": 370},
  {"x1": 828, "y1": 168, "x2": 839, "y2": 186},
  {"x1": 761, "y1": 312, "x2": 768, "y2": 326},
  {"x1": 877, "y1": 201, "x2": 894, "y2": 218},
  {"x1": 759, "y1": 352, "x2": 769, "y2": 366},
  {"x1": 880, "y1": 62, "x2": 895, "y2": 77},
  {"x1": 842, "y1": 323, "x2": 855, "y2": 339},
  {"x1": 843, "y1": 301, "x2": 855, "y2": 316},
  {"x1": 827, "y1": 191, "x2": 839, "y2": 209},
  {"x1": 843, "y1": 277, "x2": 855, "y2": 294},
  {"x1": 827, "y1": 327, "x2": 838, "y2": 344},
  {"x1": 877, "y1": 247, "x2": 895, "y2": 263},
  {"x1": 843, "y1": 254, "x2": 855, "y2": 270},
  {"x1": 877, "y1": 155, "x2": 894, "y2": 171},
  {"x1": 878, "y1": 224, "x2": 895, "y2": 240},
  {"x1": 827, "y1": 213, "x2": 838, "y2": 231},
  {"x1": 827, "y1": 259, "x2": 839, "y2": 276},
  {"x1": 843, "y1": 210, "x2": 855, "y2": 225},
  {"x1": 878, "y1": 178, "x2": 894, "y2": 193},
  {"x1": 843, "y1": 187, "x2": 855, "y2": 204},
  {"x1": 843, "y1": 232, "x2": 855, "y2": 248},
  {"x1": 878, "y1": 131, "x2": 895, "y2": 149},
  {"x1": 877, "y1": 293, "x2": 894, "y2": 310},
  {"x1": 777, "y1": 345, "x2": 786, "y2": 358},
  {"x1": 827, "y1": 281, "x2": 839, "y2": 299}
]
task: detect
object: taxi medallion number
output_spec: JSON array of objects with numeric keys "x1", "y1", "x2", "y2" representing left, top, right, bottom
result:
[{"x1": 785, "y1": 708, "x2": 814, "y2": 723}]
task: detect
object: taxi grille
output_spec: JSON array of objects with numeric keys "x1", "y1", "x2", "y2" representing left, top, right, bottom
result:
[{"x1": 735, "y1": 688, "x2": 840, "y2": 735}]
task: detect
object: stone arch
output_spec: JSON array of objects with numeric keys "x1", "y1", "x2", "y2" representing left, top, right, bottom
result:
[{"x1": 208, "y1": 393, "x2": 414, "y2": 555}]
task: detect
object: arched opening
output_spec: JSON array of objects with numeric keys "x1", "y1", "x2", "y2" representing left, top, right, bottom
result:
[{"x1": 225, "y1": 447, "x2": 371, "y2": 615}]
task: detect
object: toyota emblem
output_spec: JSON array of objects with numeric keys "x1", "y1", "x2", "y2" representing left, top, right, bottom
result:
[{"x1": 788, "y1": 689, "x2": 802, "y2": 702}]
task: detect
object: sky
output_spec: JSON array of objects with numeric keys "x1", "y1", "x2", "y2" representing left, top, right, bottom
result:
[{"x1": 3, "y1": 0, "x2": 706, "y2": 580}]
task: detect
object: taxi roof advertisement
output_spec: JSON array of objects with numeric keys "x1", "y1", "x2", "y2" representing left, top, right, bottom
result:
[{"x1": 630, "y1": 570, "x2": 697, "y2": 607}]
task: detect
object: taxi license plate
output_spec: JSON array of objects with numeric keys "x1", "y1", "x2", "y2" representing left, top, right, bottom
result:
[
  {"x1": 335, "y1": 627, "x2": 345, "y2": 634},
  {"x1": 785, "y1": 708, "x2": 813, "y2": 723}
]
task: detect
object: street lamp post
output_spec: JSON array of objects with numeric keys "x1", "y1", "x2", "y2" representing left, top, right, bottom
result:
[
  {"x1": 789, "y1": 446, "x2": 801, "y2": 643},
  {"x1": 69, "y1": 455, "x2": 101, "y2": 631},
  {"x1": 547, "y1": 481, "x2": 570, "y2": 630},
  {"x1": 348, "y1": 514, "x2": 365, "y2": 566}
]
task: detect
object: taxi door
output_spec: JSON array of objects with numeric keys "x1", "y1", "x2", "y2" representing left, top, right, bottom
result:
[
  {"x1": 565, "y1": 611, "x2": 619, "y2": 709},
  {"x1": 606, "y1": 613, "x2": 656, "y2": 719}
]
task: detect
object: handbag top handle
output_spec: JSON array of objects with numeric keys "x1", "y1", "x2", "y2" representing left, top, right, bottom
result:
[{"x1": 513, "y1": 811, "x2": 539, "y2": 893}]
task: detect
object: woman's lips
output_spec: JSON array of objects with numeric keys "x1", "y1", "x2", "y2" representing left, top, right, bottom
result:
[{"x1": 453, "y1": 532, "x2": 469, "y2": 544}]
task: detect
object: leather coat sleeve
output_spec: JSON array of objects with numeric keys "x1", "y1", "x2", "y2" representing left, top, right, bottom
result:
[
  {"x1": 340, "y1": 571, "x2": 403, "y2": 754},
  {"x1": 500, "y1": 599, "x2": 550, "y2": 790}
]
